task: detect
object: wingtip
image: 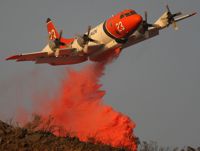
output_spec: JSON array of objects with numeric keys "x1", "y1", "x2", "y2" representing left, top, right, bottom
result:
[
  {"x1": 193, "y1": 12, "x2": 197, "y2": 15},
  {"x1": 46, "y1": 18, "x2": 51, "y2": 23},
  {"x1": 6, "y1": 55, "x2": 20, "y2": 60}
]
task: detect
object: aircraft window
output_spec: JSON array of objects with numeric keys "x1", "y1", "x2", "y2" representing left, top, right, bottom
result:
[
  {"x1": 125, "y1": 13, "x2": 130, "y2": 17},
  {"x1": 120, "y1": 11, "x2": 136, "y2": 19},
  {"x1": 124, "y1": 11, "x2": 136, "y2": 17},
  {"x1": 130, "y1": 11, "x2": 136, "y2": 15},
  {"x1": 120, "y1": 14, "x2": 125, "y2": 19}
]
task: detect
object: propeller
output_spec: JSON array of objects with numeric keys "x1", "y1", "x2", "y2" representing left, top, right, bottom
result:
[
  {"x1": 49, "y1": 30, "x2": 66, "y2": 51},
  {"x1": 166, "y1": 5, "x2": 182, "y2": 30},
  {"x1": 54, "y1": 30, "x2": 66, "y2": 47},
  {"x1": 76, "y1": 26, "x2": 100, "y2": 53},
  {"x1": 141, "y1": 11, "x2": 159, "y2": 37}
]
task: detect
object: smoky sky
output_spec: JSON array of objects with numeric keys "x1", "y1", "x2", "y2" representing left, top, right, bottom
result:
[{"x1": 0, "y1": 0, "x2": 200, "y2": 147}]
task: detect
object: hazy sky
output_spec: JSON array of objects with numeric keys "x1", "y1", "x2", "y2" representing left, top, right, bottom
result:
[{"x1": 0, "y1": 0, "x2": 199, "y2": 147}]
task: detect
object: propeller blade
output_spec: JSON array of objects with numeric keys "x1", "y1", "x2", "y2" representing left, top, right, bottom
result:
[
  {"x1": 176, "y1": 12, "x2": 182, "y2": 16},
  {"x1": 145, "y1": 11, "x2": 148, "y2": 22},
  {"x1": 173, "y1": 12, "x2": 182, "y2": 17},
  {"x1": 75, "y1": 25, "x2": 101, "y2": 52},
  {"x1": 87, "y1": 26, "x2": 92, "y2": 36},
  {"x1": 59, "y1": 30, "x2": 63, "y2": 41},
  {"x1": 166, "y1": 5, "x2": 181, "y2": 30},
  {"x1": 166, "y1": 4, "x2": 171, "y2": 13},
  {"x1": 172, "y1": 21, "x2": 179, "y2": 30}
]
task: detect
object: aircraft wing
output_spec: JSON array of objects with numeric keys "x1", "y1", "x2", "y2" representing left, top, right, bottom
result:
[
  {"x1": 6, "y1": 51, "x2": 48, "y2": 62},
  {"x1": 174, "y1": 12, "x2": 197, "y2": 22},
  {"x1": 56, "y1": 48, "x2": 77, "y2": 56},
  {"x1": 122, "y1": 27, "x2": 159, "y2": 49},
  {"x1": 154, "y1": 11, "x2": 197, "y2": 30},
  {"x1": 6, "y1": 46, "x2": 78, "y2": 61},
  {"x1": 123, "y1": 10, "x2": 196, "y2": 49}
]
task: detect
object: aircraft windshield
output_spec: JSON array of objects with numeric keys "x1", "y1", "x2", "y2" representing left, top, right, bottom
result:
[{"x1": 120, "y1": 10, "x2": 136, "y2": 19}]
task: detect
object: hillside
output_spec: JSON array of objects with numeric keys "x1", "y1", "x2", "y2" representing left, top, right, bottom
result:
[
  {"x1": 0, "y1": 120, "x2": 125, "y2": 151},
  {"x1": 0, "y1": 120, "x2": 199, "y2": 151}
]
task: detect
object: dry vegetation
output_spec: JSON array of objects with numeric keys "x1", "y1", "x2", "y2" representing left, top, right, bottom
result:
[
  {"x1": 0, "y1": 115, "x2": 199, "y2": 151},
  {"x1": 0, "y1": 116, "x2": 126, "y2": 151}
]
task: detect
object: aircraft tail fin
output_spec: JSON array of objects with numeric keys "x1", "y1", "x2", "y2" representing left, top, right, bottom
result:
[{"x1": 46, "y1": 18, "x2": 59, "y2": 40}]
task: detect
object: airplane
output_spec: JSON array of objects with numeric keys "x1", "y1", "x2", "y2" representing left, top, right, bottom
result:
[{"x1": 6, "y1": 5, "x2": 197, "y2": 65}]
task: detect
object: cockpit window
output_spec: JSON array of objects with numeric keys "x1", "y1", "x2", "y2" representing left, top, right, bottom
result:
[
  {"x1": 120, "y1": 14, "x2": 125, "y2": 19},
  {"x1": 125, "y1": 13, "x2": 130, "y2": 17},
  {"x1": 130, "y1": 10, "x2": 136, "y2": 15},
  {"x1": 120, "y1": 10, "x2": 136, "y2": 19}
]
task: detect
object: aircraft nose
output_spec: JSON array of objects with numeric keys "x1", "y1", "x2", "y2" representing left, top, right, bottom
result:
[
  {"x1": 122, "y1": 14, "x2": 142, "y2": 37},
  {"x1": 129, "y1": 14, "x2": 143, "y2": 29}
]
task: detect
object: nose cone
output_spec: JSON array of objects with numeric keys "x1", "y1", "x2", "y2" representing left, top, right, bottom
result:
[
  {"x1": 123, "y1": 14, "x2": 142, "y2": 34},
  {"x1": 132, "y1": 14, "x2": 143, "y2": 26},
  {"x1": 104, "y1": 11, "x2": 143, "y2": 40}
]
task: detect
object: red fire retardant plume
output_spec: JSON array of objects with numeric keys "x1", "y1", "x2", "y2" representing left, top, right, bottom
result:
[{"x1": 37, "y1": 63, "x2": 137, "y2": 151}]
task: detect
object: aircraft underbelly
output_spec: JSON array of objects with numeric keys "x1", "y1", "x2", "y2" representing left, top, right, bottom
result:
[
  {"x1": 89, "y1": 48, "x2": 118, "y2": 62},
  {"x1": 36, "y1": 56, "x2": 87, "y2": 65}
]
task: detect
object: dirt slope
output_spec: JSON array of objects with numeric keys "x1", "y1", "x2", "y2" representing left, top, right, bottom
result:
[{"x1": 0, "y1": 120, "x2": 125, "y2": 151}]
